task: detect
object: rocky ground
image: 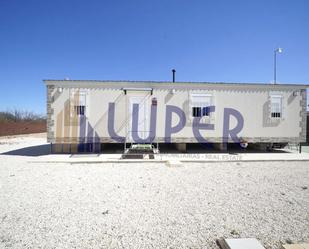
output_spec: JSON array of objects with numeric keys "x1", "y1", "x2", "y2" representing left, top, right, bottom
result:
[{"x1": 0, "y1": 135, "x2": 308, "y2": 249}]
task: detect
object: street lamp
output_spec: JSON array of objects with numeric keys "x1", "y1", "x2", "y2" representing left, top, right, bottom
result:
[{"x1": 274, "y1": 47, "x2": 283, "y2": 84}]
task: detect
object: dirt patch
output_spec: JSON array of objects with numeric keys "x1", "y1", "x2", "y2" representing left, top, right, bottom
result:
[{"x1": 0, "y1": 121, "x2": 46, "y2": 136}]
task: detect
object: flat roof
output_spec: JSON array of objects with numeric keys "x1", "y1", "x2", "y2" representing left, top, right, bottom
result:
[{"x1": 43, "y1": 79, "x2": 308, "y2": 89}]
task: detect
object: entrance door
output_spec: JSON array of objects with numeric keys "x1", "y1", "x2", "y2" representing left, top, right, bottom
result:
[{"x1": 127, "y1": 94, "x2": 150, "y2": 142}]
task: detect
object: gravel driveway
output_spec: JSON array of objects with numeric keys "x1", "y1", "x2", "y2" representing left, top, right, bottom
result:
[{"x1": 0, "y1": 136, "x2": 308, "y2": 249}]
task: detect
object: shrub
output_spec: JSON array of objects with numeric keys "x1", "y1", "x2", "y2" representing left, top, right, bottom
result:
[{"x1": 0, "y1": 109, "x2": 46, "y2": 122}]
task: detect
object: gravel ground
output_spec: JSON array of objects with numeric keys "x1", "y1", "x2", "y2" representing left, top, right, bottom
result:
[{"x1": 0, "y1": 135, "x2": 308, "y2": 249}]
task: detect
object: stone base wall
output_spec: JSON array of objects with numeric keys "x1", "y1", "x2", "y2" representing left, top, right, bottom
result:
[{"x1": 46, "y1": 85, "x2": 55, "y2": 143}]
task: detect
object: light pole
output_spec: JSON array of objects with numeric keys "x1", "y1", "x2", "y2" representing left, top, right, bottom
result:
[{"x1": 274, "y1": 47, "x2": 283, "y2": 84}]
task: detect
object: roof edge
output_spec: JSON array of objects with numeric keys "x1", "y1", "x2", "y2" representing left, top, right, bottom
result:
[{"x1": 42, "y1": 79, "x2": 308, "y2": 88}]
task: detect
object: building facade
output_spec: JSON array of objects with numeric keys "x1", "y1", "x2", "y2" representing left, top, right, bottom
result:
[{"x1": 44, "y1": 80, "x2": 307, "y2": 153}]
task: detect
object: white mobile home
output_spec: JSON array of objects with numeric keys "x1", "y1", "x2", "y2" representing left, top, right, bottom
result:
[{"x1": 44, "y1": 80, "x2": 307, "y2": 153}]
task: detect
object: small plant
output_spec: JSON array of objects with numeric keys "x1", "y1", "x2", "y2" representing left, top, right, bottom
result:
[
  {"x1": 285, "y1": 238, "x2": 293, "y2": 244},
  {"x1": 230, "y1": 229, "x2": 240, "y2": 236}
]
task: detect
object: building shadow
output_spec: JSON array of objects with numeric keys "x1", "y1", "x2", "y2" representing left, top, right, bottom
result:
[
  {"x1": 1, "y1": 143, "x2": 291, "y2": 157},
  {"x1": 1, "y1": 144, "x2": 51, "y2": 157}
]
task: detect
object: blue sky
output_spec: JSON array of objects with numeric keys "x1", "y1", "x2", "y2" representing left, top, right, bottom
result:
[{"x1": 0, "y1": 0, "x2": 308, "y2": 114}]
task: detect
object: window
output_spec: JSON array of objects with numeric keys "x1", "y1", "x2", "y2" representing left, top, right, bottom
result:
[
  {"x1": 191, "y1": 93, "x2": 212, "y2": 118},
  {"x1": 74, "y1": 105, "x2": 85, "y2": 116},
  {"x1": 202, "y1": 106, "x2": 210, "y2": 116},
  {"x1": 70, "y1": 89, "x2": 87, "y2": 118},
  {"x1": 192, "y1": 106, "x2": 210, "y2": 117},
  {"x1": 192, "y1": 107, "x2": 201, "y2": 117},
  {"x1": 270, "y1": 95, "x2": 282, "y2": 118}
]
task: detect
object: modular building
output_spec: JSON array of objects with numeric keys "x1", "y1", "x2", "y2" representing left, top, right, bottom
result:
[{"x1": 44, "y1": 80, "x2": 307, "y2": 153}]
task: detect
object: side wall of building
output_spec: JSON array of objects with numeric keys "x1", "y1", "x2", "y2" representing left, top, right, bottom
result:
[{"x1": 46, "y1": 83, "x2": 307, "y2": 146}]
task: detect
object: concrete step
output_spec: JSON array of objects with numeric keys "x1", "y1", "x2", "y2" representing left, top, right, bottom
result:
[
  {"x1": 281, "y1": 244, "x2": 309, "y2": 249},
  {"x1": 217, "y1": 238, "x2": 265, "y2": 249},
  {"x1": 121, "y1": 154, "x2": 155, "y2": 159}
]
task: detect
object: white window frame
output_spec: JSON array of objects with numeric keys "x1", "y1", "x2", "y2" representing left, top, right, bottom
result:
[
  {"x1": 70, "y1": 89, "x2": 88, "y2": 118},
  {"x1": 270, "y1": 94, "x2": 283, "y2": 119},
  {"x1": 189, "y1": 92, "x2": 214, "y2": 123}
]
